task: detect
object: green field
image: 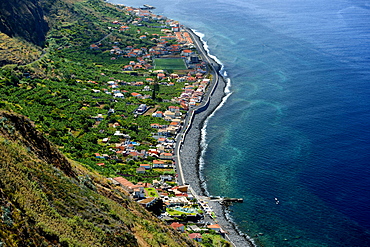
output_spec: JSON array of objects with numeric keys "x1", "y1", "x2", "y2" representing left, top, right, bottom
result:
[
  {"x1": 145, "y1": 188, "x2": 159, "y2": 198},
  {"x1": 154, "y1": 58, "x2": 187, "y2": 70}
]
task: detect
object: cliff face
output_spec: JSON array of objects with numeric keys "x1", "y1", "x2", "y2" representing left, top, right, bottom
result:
[
  {"x1": 0, "y1": 111, "x2": 197, "y2": 247},
  {"x1": 0, "y1": 0, "x2": 49, "y2": 46},
  {"x1": 0, "y1": 111, "x2": 76, "y2": 177}
]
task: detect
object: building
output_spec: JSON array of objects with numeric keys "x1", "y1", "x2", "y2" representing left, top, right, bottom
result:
[
  {"x1": 113, "y1": 177, "x2": 137, "y2": 192},
  {"x1": 136, "y1": 104, "x2": 147, "y2": 114},
  {"x1": 138, "y1": 197, "x2": 158, "y2": 208},
  {"x1": 188, "y1": 233, "x2": 202, "y2": 242},
  {"x1": 170, "y1": 222, "x2": 185, "y2": 232}
]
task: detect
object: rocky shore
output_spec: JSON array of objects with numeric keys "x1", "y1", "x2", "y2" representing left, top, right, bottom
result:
[{"x1": 179, "y1": 29, "x2": 255, "y2": 247}]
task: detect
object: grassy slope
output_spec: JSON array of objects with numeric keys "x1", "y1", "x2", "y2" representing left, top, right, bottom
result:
[
  {"x1": 0, "y1": 33, "x2": 44, "y2": 66},
  {"x1": 0, "y1": 110, "x2": 197, "y2": 246}
]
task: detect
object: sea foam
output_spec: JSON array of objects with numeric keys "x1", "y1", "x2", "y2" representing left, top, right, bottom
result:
[{"x1": 191, "y1": 29, "x2": 234, "y2": 195}]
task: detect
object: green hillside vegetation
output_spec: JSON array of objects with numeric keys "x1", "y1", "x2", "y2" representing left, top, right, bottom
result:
[
  {"x1": 0, "y1": 110, "x2": 196, "y2": 246},
  {"x1": 0, "y1": 72, "x2": 182, "y2": 181},
  {"x1": 0, "y1": 0, "x2": 186, "y2": 180}
]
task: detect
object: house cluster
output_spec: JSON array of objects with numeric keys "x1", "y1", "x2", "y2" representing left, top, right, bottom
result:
[
  {"x1": 149, "y1": 42, "x2": 181, "y2": 57},
  {"x1": 109, "y1": 45, "x2": 151, "y2": 60},
  {"x1": 110, "y1": 104, "x2": 186, "y2": 164},
  {"x1": 124, "y1": 6, "x2": 183, "y2": 34},
  {"x1": 93, "y1": 5, "x2": 200, "y2": 67},
  {"x1": 125, "y1": 7, "x2": 167, "y2": 23},
  {"x1": 124, "y1": 55, "x2": 153, "y2": 70},
  {"x1": 89, "y1": 76, "x2": 211, "y2": 166},
  {"x1": 94, "y1": 137, "x2": 147, "y2": 165},
  {"x1": 101, "y1": 71, "x2": 210, "y2": 110},
  {"x1": 148, "y1": 29, "x2": 195, "y2": 57},
  {"x1": 90, "y1": 80, "x2": 153, "y2": 99},
  {"x1": 110, "y1": 176, "x2": 226, "y2": 243},
  {"x1": 151, "y1": 105, "x2": 183, "y2": 137},
  {"x1": 91, "y1": 67, "x2": 210, "y2": 111},
  {"x1": 90, "y1": 101, "x2": 180, "y2": 168},
  {"x1": 175, "y1": 31, "x2": 193, "y2": 45},
  {"x1": 173, "y1": 78, "x2": 210, "y2": 109}
]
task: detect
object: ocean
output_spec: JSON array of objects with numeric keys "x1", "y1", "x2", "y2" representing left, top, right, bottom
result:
[{"x1": 111, "y1": 0, "x2": 370, "y2": 246}]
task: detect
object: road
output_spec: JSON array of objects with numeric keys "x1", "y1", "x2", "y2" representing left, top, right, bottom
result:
[{"x1": 173, "y1": 27, "x2": 222, "y2": 186}]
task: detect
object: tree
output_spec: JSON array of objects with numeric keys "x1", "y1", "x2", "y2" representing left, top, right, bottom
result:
[{"x1": 151, "y1": 82, "x2": 159, "y2": 100}]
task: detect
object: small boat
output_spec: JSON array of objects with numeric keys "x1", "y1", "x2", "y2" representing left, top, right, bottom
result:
[{"x1": 140, "y1": 4, "x2": 155, "y2": 10}]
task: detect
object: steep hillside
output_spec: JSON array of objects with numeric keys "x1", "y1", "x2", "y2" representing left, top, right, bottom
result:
[
  {"x1": 0, "y1": 0, "x2": 49, "y2": 46},
  {"x1": 0, "y1": 0, "x2": 49, "y2": 66},
  {"x1": 0, "y1": 110, "x2": 197, "y2": 246},
  {"x1": 0, "y1": 0, "x2": 95, "y2": 66},
  {"x1": 0, "y1": 32, "x2": 43, "y2": 66}
]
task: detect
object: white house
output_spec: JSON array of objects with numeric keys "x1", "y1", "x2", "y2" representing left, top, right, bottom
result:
[{"x1": 114, "y1": 92, "x2": 124, "y2": 98}]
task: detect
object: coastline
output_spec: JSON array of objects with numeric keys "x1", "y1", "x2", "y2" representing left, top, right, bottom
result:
[
  {"x1": 180, "y1": 28, "x2": 255, "y2": 247},
  {"x1": 105, "y1": 1, "x2": 254, "y2": 245},
  {"x1": 102, "y1": 1, "x2": 370, "y2": 246}
]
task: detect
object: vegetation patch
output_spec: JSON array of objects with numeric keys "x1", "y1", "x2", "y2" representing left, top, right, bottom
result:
[
  {"x1": 154, "y1": 58, "x2": 187, "y2": 70},
  {"x1": 145, "y1": 188, "x2": 159, "y2": 198},
  {"x1": 0, "y1": 33, "x2": 43, "y2": 66},
  {"x1": 201, "y1": 233, "x2": 232, "y2": 247}
]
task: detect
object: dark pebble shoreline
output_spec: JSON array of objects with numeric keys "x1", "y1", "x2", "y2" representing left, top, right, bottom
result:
[{"x1": 180, "y1": 29, "x2": 255, "y2": 247}]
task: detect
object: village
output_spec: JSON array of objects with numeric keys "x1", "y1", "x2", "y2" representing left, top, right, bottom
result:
[{"x1": 86, "y1": 5, "x2": 229, "y2": 244}]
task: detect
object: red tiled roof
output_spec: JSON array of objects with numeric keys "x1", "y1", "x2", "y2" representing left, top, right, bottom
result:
[
  {"x1": 131, "y1": 92, "x2": 142, "y2": 97},
  {"x1": 188, "y1": 233, "x2": 202, "y2": 239},
  {"x1": 113, "y1": 177, "x2": 135, "y2": 189},
  {"x1": 153, "y1": 160, "x2": 165, "y2": 164},
  {"x1": 207, "y1": 224, "x2": 221, "y2": 229},
  {"x1": 170, "y1": 222, "x2": 184, "y2": 229},
  {"x1": 136, "y1": 167, "x2": 146, "y2": 172}
]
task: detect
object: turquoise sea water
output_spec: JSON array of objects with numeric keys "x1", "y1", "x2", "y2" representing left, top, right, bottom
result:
[{"x1": 112, "y1": 0, "x2": 370, "y2": 246}]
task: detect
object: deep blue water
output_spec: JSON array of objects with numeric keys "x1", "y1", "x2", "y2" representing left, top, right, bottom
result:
[{"x1": 113, "y1": 0, "x2": 370, "y2": 246}]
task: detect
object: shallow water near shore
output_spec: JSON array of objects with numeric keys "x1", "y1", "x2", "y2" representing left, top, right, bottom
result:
[{"x1": 113, "y1": 0, "x2": 370, "y2": 246}]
